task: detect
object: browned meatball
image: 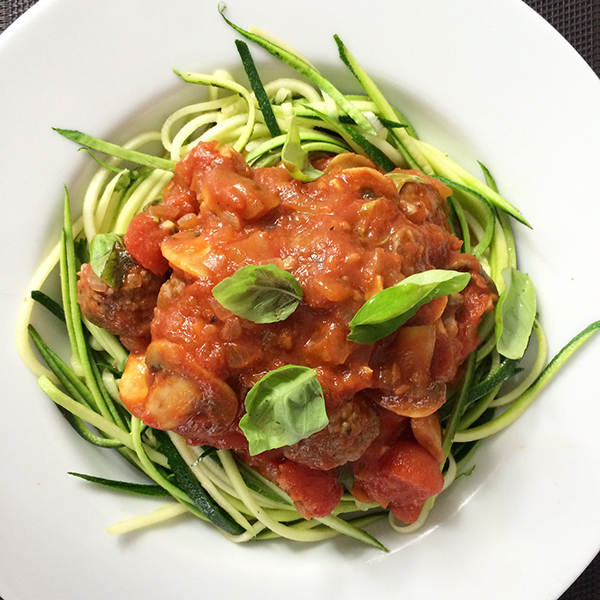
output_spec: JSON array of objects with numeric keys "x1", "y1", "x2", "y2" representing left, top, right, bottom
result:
[
  {"x1": 77, "y1": 262, "x2": 166, "y2": 351},
  {"x1": 282, "y1": 395, "x2": 380, "y2": 471}
]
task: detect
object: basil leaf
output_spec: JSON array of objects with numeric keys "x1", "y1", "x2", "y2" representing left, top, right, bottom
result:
[
  {"x1": 212, "y1": 264, "x2": 303, "y2": 323},
  {"x1": 348, "y1": 269, "x2": 471, "y2": 344},
  {"x1": 495, "y1": 267, "x2": 536, "y2": 359},
  {"x1": 281, "y1": 117, "x2": 323, "y2": 182},
  {"x1": 89, "y1": 233, "x2": 131, "y2": 288},
  {"x1": 239, "y1": 365, "x2": 328, "y2": 456}
]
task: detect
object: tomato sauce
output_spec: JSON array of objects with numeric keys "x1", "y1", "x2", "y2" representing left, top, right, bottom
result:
[{"x1": 117, "y1": 141, "x2": 495, "y2": 522}]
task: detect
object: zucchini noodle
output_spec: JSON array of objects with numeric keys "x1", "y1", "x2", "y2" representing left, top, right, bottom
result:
[
  {"x1": 106, "y1": 502, "x2": 192, "y2": 536},
  {"x1": 16, "y1": 16, "x2": 599, "y2": 551},
  {"x1": 16, "y1": 217, "x2": 82, "y2": 381}
]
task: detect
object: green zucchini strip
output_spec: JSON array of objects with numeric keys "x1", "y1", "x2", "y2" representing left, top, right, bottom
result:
[
  {"x1": 444, "y1": 184, "x2": 495, "y2": 258},
  {"x1": 69, "y1": 472, "x2": 170, "y2": 496},
  {"x1": 316, "y1": 515, "x2": 388, "y2": 552},
  {"x1": 305, "y1": 106, "x2": 395, "y2": 170},
  {"x1": 219, "y1": 6, "x2": 376, "y2": 135},
  {"x1": 28, "y1": 324, "x2": 95, "y2": 409},
  {"x1": 235, "y1": 39, "x2": 282, "y2": 137},
  {"x1": 436, "y1": 174, "x2": 519, "y2": 235},
  {"x1": 60, "y1": 196, "x2": 84, "y2": 377},
  {"x1": 153, "y1": 430, "x2": 246, "y2": 535},
  {"x1": 497, "y1": 209, "x2": 517, "y2": 269},
  {"x1": 58, "y1": 408, "x2": 124, "y2": 448},
  {"x1": 490, "y1": 320, "x2": 548, "y2": 407},
  {"x1": 17, "y1": 220, "x2": 81, "y2": 381},
  {"x1": 455, "y1": 320, "x2": 600, "y2": 441},
  {"x1": 113, "y1": 170, "x2": 172, "y2": 235},
  {"x1": 447, "y1": 195, "x2": 471, "y2": 254},
  {"x1": 37, "y1": 376, "x2": 169, "y2": 463},
  {"x1": 333, "y1": 34, "x2": 432, "y2": 173},
  {"x1": 127, "y1": 418, "x2": 222, "y2": 528},
  {"x1": 61, "y1": 192, "x2": 123, "y2": 424},
  {"x1": 31, "y1": 290, "x2": 65, "y2": 322},
  {"x1": 173, "y1": 69, "x2": 256, "y2": 153},
  {"x1": 181, "y1": 442, "x2": 290, "y2": 511},
  {"x1": 83, "y1": 319, "x2": 128, "y2": 372},
  {"x1": 235, "y1": 461, "x2": 294, "y2": 505},
  {"x1": 167, "y1": 433, "x2": 257, "y2": 530},
  {"x1": 54, "y1": 129, "x2": 176, "y2": 171},
  {"x1": 218, "y1": 448, "x2": 374, "y2": 544},
  {"x1": 245, "y1": 130, "x2": 348, "y2": 164},
  {"x1": 106, "y1": 503, "x2": 194, "y2": 535},
  {"x1": 466, "y1": 356, "x2": 520, "y2": 406},
  {"x1": 254, "y1": 513, "x2": 385, "y2": 541},
  {"x1": 419, "y1": 143, "x2": 530, "y2": 227},
  {"x1": 88, "y1": 350, "x2": 126, "y2": 427},
  {"x1": 441, "y1": 353, "x2": 477, "y2": 456}
]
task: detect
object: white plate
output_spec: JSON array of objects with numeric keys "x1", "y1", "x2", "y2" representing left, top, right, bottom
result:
[{"x1": 1, "y1": 1, "x2": 599, "y2": 599}]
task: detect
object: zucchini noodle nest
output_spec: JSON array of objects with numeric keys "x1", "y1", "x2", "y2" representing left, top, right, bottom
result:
[{"x1": 15, "y1": 10, "x2": 600, "y2": 551}]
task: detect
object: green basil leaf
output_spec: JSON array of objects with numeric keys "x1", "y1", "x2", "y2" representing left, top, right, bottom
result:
[
  {"x1": 89, "y1": 233, "x2": 131, "y2": 288},
  {"x1": 212, "y1": 264, "x2": 303, "y2": 323},
  {"x1": 239, "y1": 365, "x2": 328, "y2": 456},
  {"x1": 348, "y1": 269, "x2": 471, "y2": 344},
  {"x1": 281, "y1": 117, "x2": 323, "y2": 182},
  {"x1": 495, "y1": 267, "x2": 536, "y2": 359}
]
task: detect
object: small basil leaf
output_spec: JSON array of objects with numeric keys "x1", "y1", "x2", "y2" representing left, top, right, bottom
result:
[
  {"x1": 89, "y1": 233, "x2": 131, "y2": 288},
  {"x1": 495, "y1": 267, "x2": 536, "y2": 359},
  {"x1": 212, "y1": 264, "x2": 303, "y2": 323},
  {"x1": 281, "y1": 117, "x2": 323, "y2": 182},
  {"x1": 348, "y1": 269, "x2": 471, "y2": 344},
  {"x1": 239, "y1": 365, "x2": 328, "y2": 456}
]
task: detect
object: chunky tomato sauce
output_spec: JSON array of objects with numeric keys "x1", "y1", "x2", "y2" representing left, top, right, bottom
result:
[{"x1": 94, "y1": 141, "x2": 495, "y2": 522}]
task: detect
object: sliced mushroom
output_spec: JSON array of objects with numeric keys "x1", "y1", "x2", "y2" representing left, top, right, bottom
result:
[
  {"x1": 121, "y1": 338, "x2": 239, "y2": 436},
  {"x1": 161, "y1": 232, "x2": 212, "y2": 278}
]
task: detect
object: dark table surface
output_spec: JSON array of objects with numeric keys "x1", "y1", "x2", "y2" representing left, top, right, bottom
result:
[{"x1": 1, "y1": 1, "x2": 599, "y2": 599}]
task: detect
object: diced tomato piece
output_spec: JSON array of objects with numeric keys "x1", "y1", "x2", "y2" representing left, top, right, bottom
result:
[
  {"x1": 201, "y1": 165, "x2": 280, "y2": 222},
  {"x1": 124, "y1": 212, "x2": 170, "y2": 275},
  {"x1": 170, "y1": 140, "x2": 223, "y2": 190},
  {"x1": 171, "y1": 140, "x2": 250, "y2": 194},
  {"x1": 146, "y1": 204, "x2": 182, "y2": 221},
  {"x1": 161, "y1": 180, "x2": 198, "y2": 216},
  {"x1": 353, "y1": 439, "x2": 444, "y2": 524},
  {"x1": 277, "y1": 460, "x2": 343, "y2": 519}
]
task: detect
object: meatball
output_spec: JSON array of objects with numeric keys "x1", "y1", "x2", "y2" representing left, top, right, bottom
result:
[
  {"x1": 77, "y1": 262, "x2": 166, "y2": 351},
  {"x1": 282, "y1": 394, "x2": 380, "y2": 471}
]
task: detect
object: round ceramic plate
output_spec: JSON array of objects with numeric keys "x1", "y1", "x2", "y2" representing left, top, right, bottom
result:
[{"x1": 1, "y1": 1, "x2": 599, "y2": 599}]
